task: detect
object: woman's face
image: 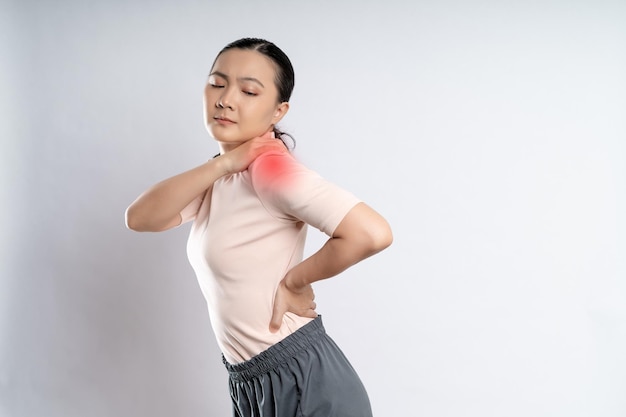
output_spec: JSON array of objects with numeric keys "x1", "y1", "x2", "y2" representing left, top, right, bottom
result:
[{"x1": 204, "y1": 48, "x2": 289, "y2": 152}]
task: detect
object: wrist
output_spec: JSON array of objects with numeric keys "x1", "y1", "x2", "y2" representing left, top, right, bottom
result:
[{"x1": 209, "y1": 155, "x2": 231, "y2": 177}]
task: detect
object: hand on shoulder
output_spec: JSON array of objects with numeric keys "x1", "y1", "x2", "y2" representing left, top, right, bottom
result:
[{"x1": 217, "y1": 131, "x2": 288, "y2": 176}]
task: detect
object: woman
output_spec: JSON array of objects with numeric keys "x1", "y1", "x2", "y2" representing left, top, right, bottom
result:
[{"x1": 126, "y1": 37, "x2": 392, "y2": 417}]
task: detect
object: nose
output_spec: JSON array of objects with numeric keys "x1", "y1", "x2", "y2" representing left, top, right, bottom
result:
[{"x1": 216, "y1": 89, "x2": 234, "y2": 110}]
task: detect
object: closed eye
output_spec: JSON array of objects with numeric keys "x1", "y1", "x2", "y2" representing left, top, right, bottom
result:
[
  {"x1": 243, "y1": 91, "x2": 257, "y2": 96},
  {"x1": 209, "y1": 83, "x2": 225, "y2": 88}
]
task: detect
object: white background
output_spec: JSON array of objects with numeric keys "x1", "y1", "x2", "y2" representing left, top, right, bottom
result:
[{"x1": 1, "y1": 0, "x2": 625, "y2": 416}]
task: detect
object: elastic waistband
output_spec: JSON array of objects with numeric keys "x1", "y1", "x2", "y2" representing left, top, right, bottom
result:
[{"x1": 223, "y1": 316, "x2": 325, "y2": 383}]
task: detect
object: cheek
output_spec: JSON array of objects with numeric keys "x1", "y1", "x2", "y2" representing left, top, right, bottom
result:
[
  {"x1": 250, "y1": 100, "x2": 280, "y2": 122},
  {"x1": 204, "y1": 89, "x2": 216, "y2": 107},
  {"x1": 240, "y1": 106, "x2": 277, "y2": 133},
  {"x1": 202, "y1": 97, "x2": 212, "y2": 116}
]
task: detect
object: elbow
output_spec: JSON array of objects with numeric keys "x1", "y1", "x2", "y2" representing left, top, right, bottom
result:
[
  {"x1": 125, "y1": 206, "x2": 142, "y2": 231},
  {"x1": 379, "y1": 227, "x2": 394, "y2": 251},
  {"x1": 333, "y1": 203, "x2": 393, "y2": 257},
  {"x1": 125, "y1": 205, "x2": 151, "y2": 232},
  {"x1": 354, "y1": 220, "x2": 392, "y2": 258},
  {"x1": 125, "y1": 205, "x2": 178, "y2": 232},
  {"x1": 369, "y1": 222, "x2": 393, "y2": 253}
]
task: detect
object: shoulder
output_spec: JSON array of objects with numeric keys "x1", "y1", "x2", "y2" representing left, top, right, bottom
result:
[
  {"x1": 249, "y1": 150, "x2": 316, "y2": 190},
  {"x1": 249, "y1": 150, "x2": 362, "y2": 234}
]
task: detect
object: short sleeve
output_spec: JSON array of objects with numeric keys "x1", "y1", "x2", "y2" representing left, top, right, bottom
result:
[
  {"x1": 179, "y1": 193, "x2": 205, "y2": 225},
  {"x1": 249, "y1": 151, "x2": 361, "y2": 236}
]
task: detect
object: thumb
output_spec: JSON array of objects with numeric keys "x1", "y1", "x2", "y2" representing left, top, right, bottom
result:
[{"x1": 269, "y1": 303, "x2": 284, "y2": 333}]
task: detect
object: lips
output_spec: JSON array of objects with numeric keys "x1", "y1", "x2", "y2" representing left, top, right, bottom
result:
[{"x1": 214, "y1": 115, "x2": 235, "y2": 123}]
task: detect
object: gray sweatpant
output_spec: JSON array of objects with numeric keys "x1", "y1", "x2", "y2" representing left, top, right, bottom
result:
[{"x1": 223, "y1": 316, "x2": 373, "y2": 417}]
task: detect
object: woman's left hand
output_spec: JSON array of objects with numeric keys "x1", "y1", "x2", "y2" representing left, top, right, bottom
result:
[{"x1": 269, "y1": 277, "x2": 317, "y2": 333}]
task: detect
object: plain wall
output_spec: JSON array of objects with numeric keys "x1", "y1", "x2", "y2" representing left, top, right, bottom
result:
[{"x1": 1, "y1": 0, "x2": 625, "y2": 416}]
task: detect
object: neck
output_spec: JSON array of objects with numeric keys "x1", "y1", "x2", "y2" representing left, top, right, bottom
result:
[{"x1": 217, "y1": 141, "x2": 244, "y2": 154}]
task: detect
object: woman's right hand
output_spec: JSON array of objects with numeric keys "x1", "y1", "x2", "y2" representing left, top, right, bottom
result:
[{"x1": 217, "y1": 132, "x2": 287, "y2": 175}]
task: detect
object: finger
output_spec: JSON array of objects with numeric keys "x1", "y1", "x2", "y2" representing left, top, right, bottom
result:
[
  {"x1": 269, "y1": 304, "x2": 285, "y2": 333},
  {"x1": 258, "y1": 130, "x2": 273, "y2": 140},
  {"x1": 269, "y1": 313, "x2": 282, "y2": 333}
]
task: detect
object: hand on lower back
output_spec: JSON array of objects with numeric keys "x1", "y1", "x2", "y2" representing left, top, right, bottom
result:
[{"x1": 269, "y1": 278, "x2": 317, "y2": 333}]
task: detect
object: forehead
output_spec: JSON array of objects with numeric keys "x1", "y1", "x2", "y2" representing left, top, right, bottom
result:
[{"x1": 212, "y1": 49, "x2": 277, "y2": 81}]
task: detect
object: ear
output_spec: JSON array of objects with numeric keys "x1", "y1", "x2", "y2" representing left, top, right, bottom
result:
[{"x1": 271, "y1": 102, "x2": 290, "y2": 124}]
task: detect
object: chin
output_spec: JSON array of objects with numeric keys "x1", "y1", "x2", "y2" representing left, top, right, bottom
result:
[{"x1": 206, "y1": 128, "x2": 230, "y2": 142}]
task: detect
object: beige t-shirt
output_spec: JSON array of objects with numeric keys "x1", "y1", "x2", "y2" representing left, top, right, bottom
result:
[{"x1": 181, "y1": 150, "x2": 360, "y2": 364}]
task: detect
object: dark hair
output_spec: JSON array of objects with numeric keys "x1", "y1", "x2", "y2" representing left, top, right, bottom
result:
[{"x1": 213, "y1": 37, "x2": 295, "y2": 149}]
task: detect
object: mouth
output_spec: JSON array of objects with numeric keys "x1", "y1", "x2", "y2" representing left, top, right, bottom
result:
[{"x1": 214, "y1": 115, "x2": 235, "y2": 124}]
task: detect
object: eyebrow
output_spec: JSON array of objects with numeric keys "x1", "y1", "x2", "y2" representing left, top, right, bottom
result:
[{"x1": 209, "y1": 71, "x2": 265, "y2": 88}]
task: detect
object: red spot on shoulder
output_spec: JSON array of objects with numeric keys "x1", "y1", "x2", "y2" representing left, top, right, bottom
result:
[{"x1": 254, "y1": 152, "x2": 293, "y2": 188}]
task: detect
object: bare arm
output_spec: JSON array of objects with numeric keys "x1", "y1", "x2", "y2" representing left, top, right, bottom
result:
[
  {"x1": 125, "y1": 134, "x2": 286, "y2": 232},
  {"x1": 125, "y1": 158, "x2": 228, "y2": 232},
  {"x1": 270, "y1": 202, "x2": 393, "y2": 331}
]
